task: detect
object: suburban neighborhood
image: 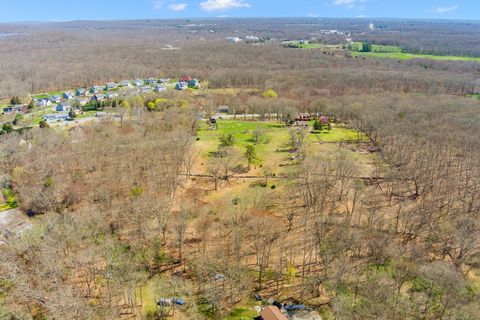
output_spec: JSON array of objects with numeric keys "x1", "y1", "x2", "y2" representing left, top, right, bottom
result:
[{"x1": 1, "y1": 76, "x2": 201, "y2": 126}]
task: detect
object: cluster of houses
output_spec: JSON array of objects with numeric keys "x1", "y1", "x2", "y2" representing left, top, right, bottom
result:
[{"x1": 2, "y1": 76, "x2": 201, "y2": 123}]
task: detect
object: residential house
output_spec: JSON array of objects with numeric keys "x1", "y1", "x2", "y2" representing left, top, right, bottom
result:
[
  {"x1": 43, "y1": 113, "x2": 70, "y2": 122},
  {"x1": 35, "y1": 97, "x2": 51, "y2": 107},
  {"x1": 63, "y1": 91, "x2": 75, "y2": 100},
  {"x1": 119, "y1": 80, "x2": 131, "y2": 87},
  {"x1": 90, "y1": 86, "x2": 103, "y2": 94},
  {"x1": 56, "y1": 102, "x2": 72, "y2": 112},
  {"x1": 134, "y1": 79, "x2": 144, "y2": 87},
  {"x1": 180, "y1": 75, "x2": 192, "y2": 82},
  {"x1": 175, "y1": 82, "x2": 188, "y2": 90},
  {"x1": 260, "y1": 306, "x2": 288, "y2": 320},
  {"x1": 50, "y1": 95, "x2": 61, "y2": 103},
  {"x1": 75, "y1": 88, "x2": 87, "y2": 96},
  {"x1": 105, "y1": 82, "x2": 117, "y2": 90},
  {"x1": 226, "y1": 36, "x2": 242, "y2": 43},
  {"x1": 154, "y1": 84, "x2": 167, "y2": 92},
  {"x1": 91, "y1": 94, "x2": 105, "y2": 102},
  {"x1": 146, "y1": 78, "x2": 157, "y2": 85},
  {"x1": 141, "y1": 85, "x2": 152, "y2": 93},
  {"x1": 159, "y1": 78, "x2": 169, "y2": 83},
  {"x1": 218, "y1": 105, "x2": 229, "y2": 113},
  {"x1": 3, "y1": 105, "x2": 25, "y2": 114},
  {"x1": 188, "y1": 79, "x2": 200, "y2": 88}
]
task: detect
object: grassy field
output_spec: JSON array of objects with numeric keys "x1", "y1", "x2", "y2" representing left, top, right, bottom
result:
[
  {"x1": 349, "y1": 42, "x2": 402, "y2": 53},
  {"x1": 284, "y1": 41, "x2": 323, "y2": 49},
  {"x1": 351, "y1": 51, "x2": 480, "y2": 62},
  {"x1": 0, "y1": 188, "x2": 17, "y2": 211}
]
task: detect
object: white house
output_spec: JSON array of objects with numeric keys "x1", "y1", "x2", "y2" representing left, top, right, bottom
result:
[{"x1": 226, "y1": 37, "x2": 242, "y2": 43}]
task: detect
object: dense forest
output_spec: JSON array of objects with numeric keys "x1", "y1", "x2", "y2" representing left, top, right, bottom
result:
[{"x1": 0, "y1": 18, "x2": 480, "y2": 320}]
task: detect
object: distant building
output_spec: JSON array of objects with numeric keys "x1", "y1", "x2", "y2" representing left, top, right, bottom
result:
[
  {"x1": 91, "y1": 94, "x2": 105, "y2": 102},
  {"x1": 50, "y1": 95, "x2": 61, "y2": 103},
  {"x1": 141, "y1": 85, "x2": 152, "y2": 93},
  {"x1": 218, "y1": 105, "x2": 229, "y2": 113},
  {"x1": 175, "y1": 82, "x2": 188, "y2": 90},
  {"x1": 369, "y1": 23, "x2": 375, "y2": 31},
  {"x1": 226, "y1": 36, "x2": 242, "y2": 43},
  {"x1": 105, "y1": 92, "x2": 119, "y2": 99},
  {"x1": 63, "y1": 91, "x2": 75, "y2": 100},
  {"x1": 245, "y1": 35, "x2": 261, "y2": 42},
  {"x1": 43, "y1": 113, "x2": 70, "y2": 122},
  {"x1": 154, "y1": 85, "x2": 167, "y2": 92},
  {"x1": 90, "y1": 86, "x2": 103, "y2": 94},
  {"x1": 188, "y1": 79, "x2": 200, "y2": 88},
  {"x1": 3, "y1": 105, "x2": 24, "y2": 114},
  {"x1": 75, "y1": 88, "x2": 87, "y2": 96},
  {"x1": 119, "y1": 80, "x2": 131, "y2": 87},
  {"x1": 180, "y1": 75, "x2": 193, "y2": 82},
  {"x1": 105, "y1": 82, "x2": 117, "y2": 90},
  {"x1": 134, "y1": 79, "x2": 144, "y2": 87},
  {"x1": 35, "y1": 97, "x2": 51, "y2": 107},
  {"x1": 146, "y1": 78, "x2": 157, "y2": 85},
  {"x1": 56, "y1": 102, "x2": 71, "y2": 112}
]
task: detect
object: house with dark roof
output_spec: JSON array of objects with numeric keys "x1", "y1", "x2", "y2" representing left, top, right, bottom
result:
[
  {"x1": 105, "y1": 82, "x2": 117, "y2": 90},
  {"x1": 91, "y1": 94, "x2": 105, "y2": 102},
  {"x1": 35, "y1": 97, "x2": 51, "y2": 107},
  {"x1": 56, "y1": 102, "x2": 72, "y2": 112},
  {"x1": 50, "y1": 95, "x2": 61, "y2": 103},
  {"x1": 146, "y1": 78, "x2": 157, "y2": 85},
  {"x1": 188, "y1": 79, "x2": 200, "y2": 88},
  {"x1": 90, "y1": 86, "x2": 103, "y2": 94},
  {"x1": 63, "y1": 91, "x2": 75, "y2": 100},
  {"x1": 75, "y1": 88, "x2": 87, "y2": 96},
  {"x1": 176, "y1": 82, "x2": 188, "y2": 90}
]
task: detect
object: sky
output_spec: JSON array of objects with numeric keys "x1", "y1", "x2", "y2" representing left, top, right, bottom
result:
[{"x1": 0, "y1": 0, "x2": 478, "y2": 22}]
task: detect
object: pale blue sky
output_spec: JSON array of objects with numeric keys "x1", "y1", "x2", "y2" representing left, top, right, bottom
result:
[{"x1": 0, "y1": 0, "x2": 477, "y2": 22}]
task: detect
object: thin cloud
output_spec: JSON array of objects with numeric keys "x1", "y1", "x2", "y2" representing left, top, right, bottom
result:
[
  {"x1": 151, "y1": 0, "x2": 164, "y2": 10},
  {"x1": 435, "y1": 5, "x2": 459, "y2": 13},
  {"x1": 168, "y1": 3, "x2": 187, "y2": 11},
  {"x1": 333, "y1": 0, "x2": 366, "y2": 9},
  {"x1": 200, "y1": 0, "x2": 251, "y2": 11}
]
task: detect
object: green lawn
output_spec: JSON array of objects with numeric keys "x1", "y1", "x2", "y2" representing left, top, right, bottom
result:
[
  {"x1": 76, "y1": 110, "x2": 97, "y2": 119},
  {"x1": 225, "y1": 306, "x2": 258, "y2": 320},
  {"x1": 284, "y1": 41, "x2": 323, "y2": 49},
  {"x1": 349, "y1": 42, "x2": 402, "y2": 53},
  {"x1": 0, "y1": 188, "x2": 17, "y2": 212},
  {"x1": 306, "y1": 125, "x2": 367, "y2": 143},
  {"x1": 348, "y1": 42, "x2": 480, "y2": 62},
  {"x1": 351, "y1": 51, "x2": 480, "y2": 62}
]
